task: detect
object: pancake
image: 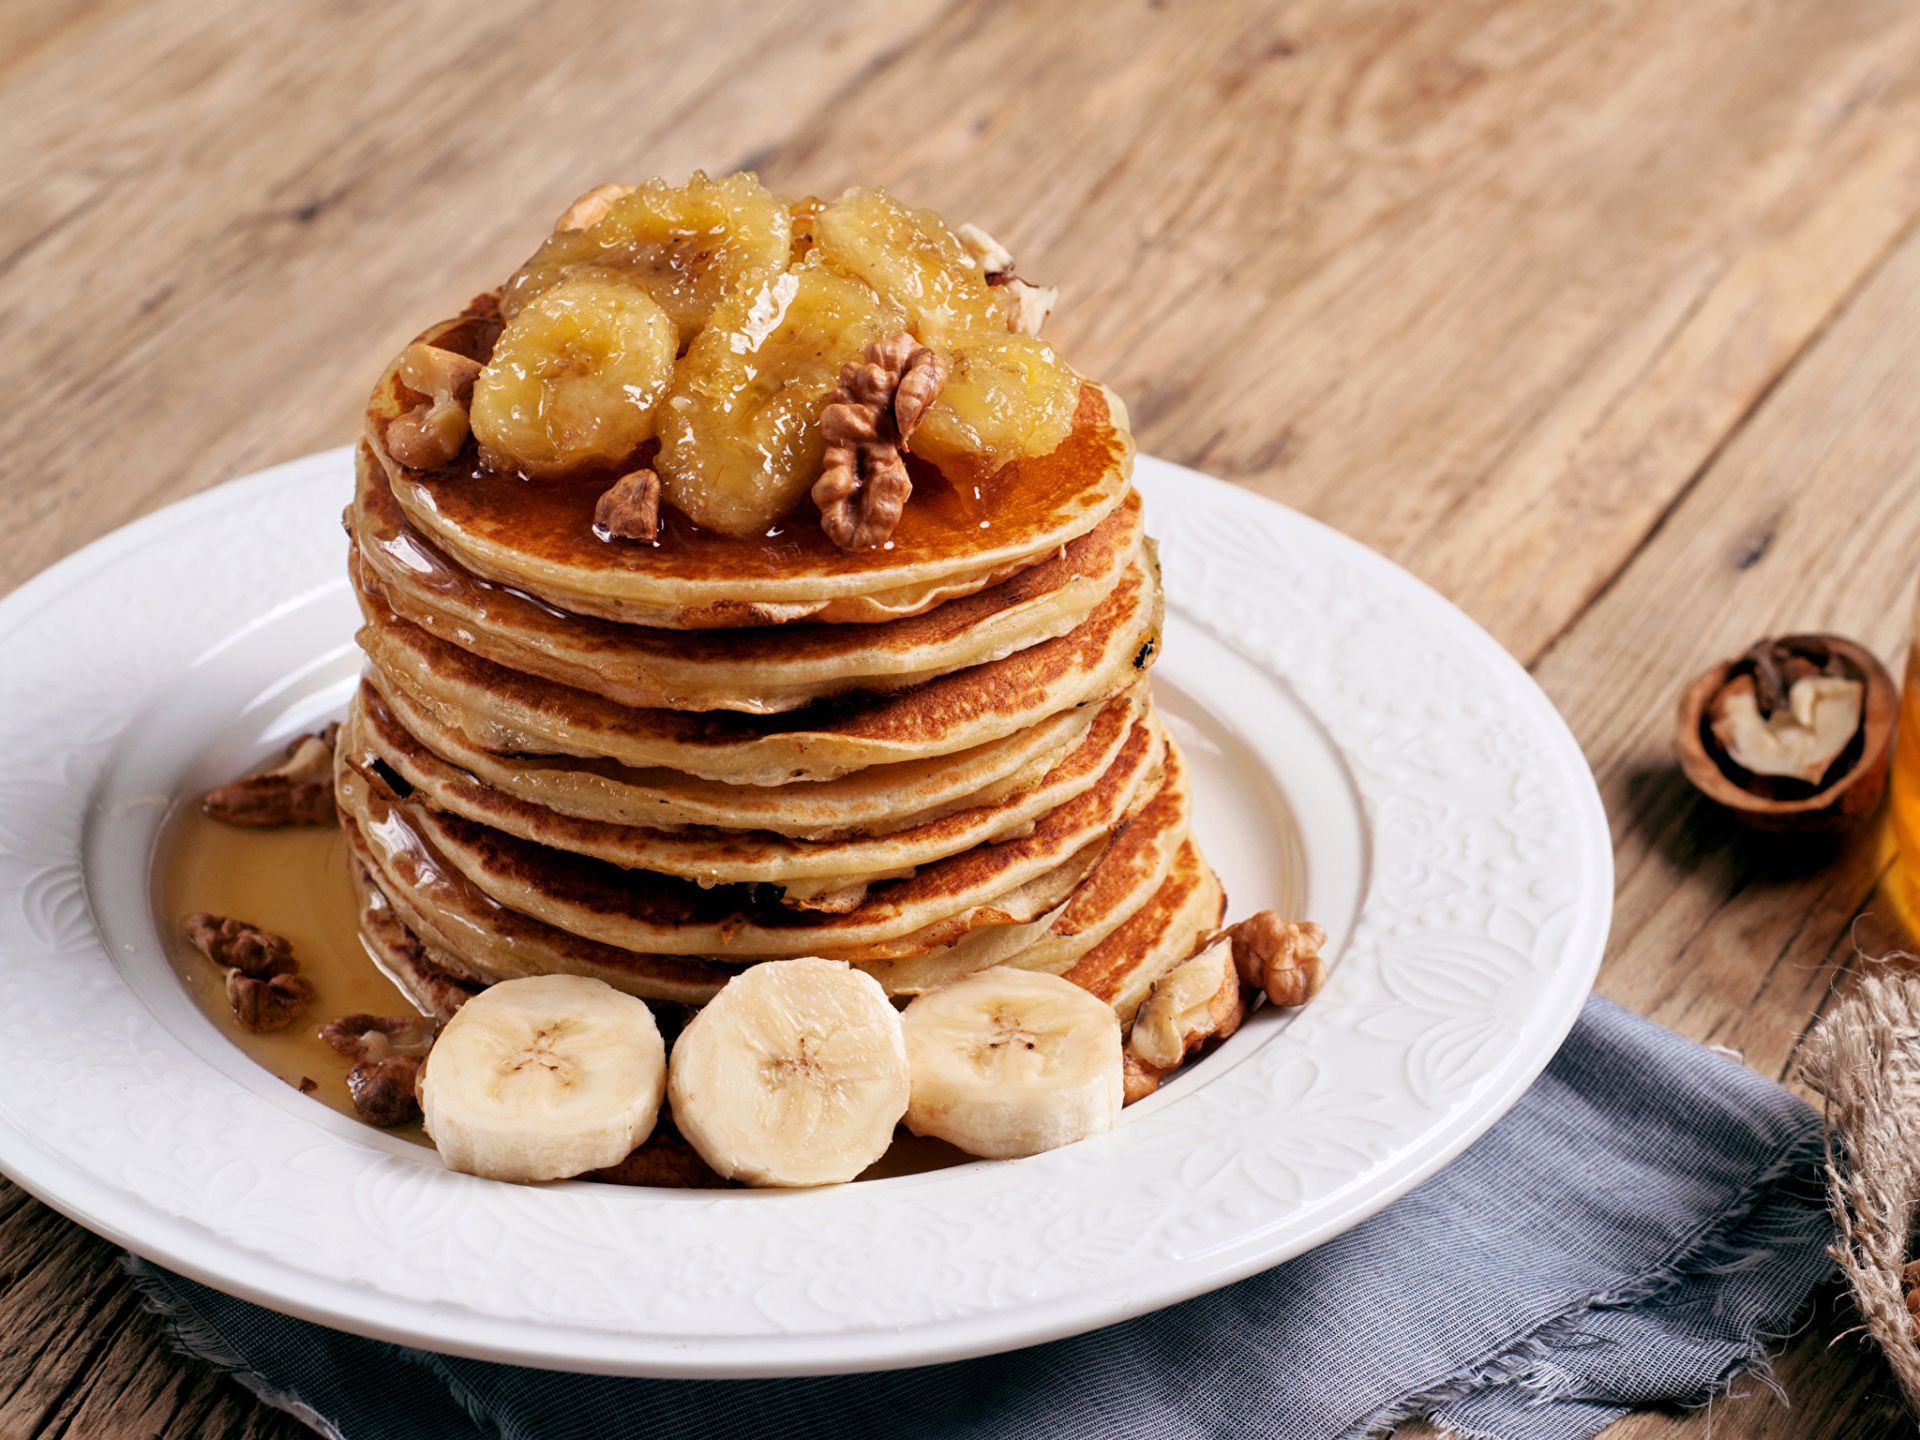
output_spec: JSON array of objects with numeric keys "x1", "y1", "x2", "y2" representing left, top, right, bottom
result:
[
  {"x1": 349, "y1": 861, "x2": 484, "y2": 1019},
  {"x1": 357, "y1": 545, "x2": 1163, "y2": 784},
  {"x1": 351, "y1": 444, "x2": 1144, "y2": 714},
  {"x1": 339, "y1": 759, "x2": 1101, "y2": 998},
  {"x1": 395, "y1": 717, "x2": 1166, "y2": 958},
  {"x1": 863, "y1": 737, "x2": 1192, "y2": 994},
  {"x1": 348, "y1": 680, "x2": 1143, "y2": 904},
  {"x1": 1064, "y1": 838, "x2": 1227, "y2": 1025},
  {"x1": 365, "y1": 661, "x2": 1094, "y2": 839},
  {"x1": 367, "y1": 306, "x2": 1134, "y2": 629}
]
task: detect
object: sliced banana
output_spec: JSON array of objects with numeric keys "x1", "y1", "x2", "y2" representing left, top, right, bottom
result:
[
  {"x1": 419, "y1": 974, "x2": 665, "y2": 1184},
  {"x1": 812, "y1": 186, "x2": 1004, "y2": 340},
  {"x1": 655, "y1": 260, "x2": 905, "y2": 537},
  {"x1": 668, "y1": 958, "x2": 908, "y2": 1187},
  {"x1": 901, "y1": 967, "x2": 1122, "y2": 1159},
  {"x1": 470, "y1": 277, "x2": 677, "y2": 477},
  {"x1": 503, "y1": 170, "x2": 792, "y2": 336},
  {"x1": 910, "y1": 329, "x2": 1080, "y2": 475}
]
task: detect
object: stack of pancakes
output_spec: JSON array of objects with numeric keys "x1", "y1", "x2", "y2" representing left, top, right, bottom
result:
[{"x1": 336, "y1": 304, "x2": 1225, "y2": 1028}]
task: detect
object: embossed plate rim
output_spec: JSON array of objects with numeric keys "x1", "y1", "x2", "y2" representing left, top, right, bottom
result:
[{"x1": 0, "y1": 449, "x2": 1609, "y2": 1376}]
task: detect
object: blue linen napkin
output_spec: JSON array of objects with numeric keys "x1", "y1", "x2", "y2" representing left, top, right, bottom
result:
[{"x1": 126, "y1": 996, "x2": 1834, "y2": 1440}]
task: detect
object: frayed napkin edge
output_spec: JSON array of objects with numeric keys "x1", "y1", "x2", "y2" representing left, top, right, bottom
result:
[{"x1": 1349, "y1": 1124, "x2": 1833, "y2": 1440}]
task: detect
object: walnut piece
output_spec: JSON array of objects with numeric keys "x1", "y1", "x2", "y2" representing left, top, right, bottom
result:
[
  {"x1": 1122, "y1": 1051, "x2": 1162, "y2": 1106},
  {"x1": 955, "y1": 222, "x2": 1015, "y2": 275},
  {"x1": 595, "y1": 467, "x2": 662, "y2": 542},
  {"x1": 988, "y1": 273, "x2": 1059, "y2": 337},
  {"x1": 1223, "y1": 913, "x2": 1326, "y2": 1008},
  {"x1": 588, "y1": 1125, "x2": 722, "y2": 1188},
  {"x1": 553, "y1": 181, "x2": 634, "y2": 234},
  {"x1": 185, "y1": 912, "x2": 313, "y2": 1033},
  {"x1": 201, "y1": 724, "x2": 339, "y2": 828},
  {"x1": 321, "y1": 1014, "x2": 438, "y2": 1126},
  {"x1": 1129, "y1": 937, "x2": 1245, "y2": 1073},
  {"x1": 387, "y1": 342, "x2": 484, "y2": 470},
  {"x1": 184, "y1": 912, "x2": 296, "y2": 978},
  {"x1": 346, "y1": 1057, "x2": 423, "y2": 1128},
  {"x1": 1709, "y1": 672, "x2": 1863, "y2": 786},
  {"x1": 813, "y1": 333, "x2": 946, "y2": 550},
  {"x1": 320, "y1": 1012, "x2": 441, "y2": 1062},
  {"x1": 226, "y1": 968, "x2": 314, "y2": 1033}
]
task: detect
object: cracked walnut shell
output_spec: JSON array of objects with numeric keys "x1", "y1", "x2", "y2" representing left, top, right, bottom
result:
[{"x1": 1676, "y1": 633, "x2": 1894, "y2": 833}]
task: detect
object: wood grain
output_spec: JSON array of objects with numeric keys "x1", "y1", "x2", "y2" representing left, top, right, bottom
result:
[{"x1": 5, "y1": 0, "x2": 1920, "y2": 1434}]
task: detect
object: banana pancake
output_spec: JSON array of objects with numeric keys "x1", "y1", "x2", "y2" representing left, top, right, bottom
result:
[
  {"x1": 364, "y1": 662, "x2": 1094, "y2": 839},
  {"x1": 348, "y1": 681, "x2": 1143, "y2": 903},
  {"x1": 368, "y1": 307, "x2": 1134, "y2": 629},
  {"x1": 350, "y1": 861, "x2": 484, "y2": 1018},
  {"x1": 862, "y1": 739, "x2": 1192, "y2": 994},
  {"x1": 355, "y1": 547, "x2": 1162, "y2": 784},
  {"x1": 352, "y1": 445, "x2": 1144, "y2": 714},
  {"x1": 397, "y1": 717, "x2": 1165, "y2": 958},
  {"x1": 339, "y1": 761, "x2": 1098, "y2": 1001},
  {"x1": 1062, "y1": 838, "x2": 1227, "y2": 1025}
]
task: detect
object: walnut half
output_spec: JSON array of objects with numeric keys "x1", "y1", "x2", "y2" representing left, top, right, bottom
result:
[
  {"x1": 201, "y1": 724, "x2": 339, "y2": 828},
  {"x1": 812, "y1": 333, "x2": 946, "y2": 550},
  {"x1": 1222, "y1": 912, "x2": 1327, "y2": 1008}
]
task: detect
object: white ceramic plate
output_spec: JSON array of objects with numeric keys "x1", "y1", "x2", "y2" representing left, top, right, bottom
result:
[{"x1": 0, "y1": 451, "x2": 1609, "y2": 1377}]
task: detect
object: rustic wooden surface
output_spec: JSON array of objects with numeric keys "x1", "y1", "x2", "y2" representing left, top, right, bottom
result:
[{"x1": 3, "y1": 0, "x2": 1917, "y2": 1432}]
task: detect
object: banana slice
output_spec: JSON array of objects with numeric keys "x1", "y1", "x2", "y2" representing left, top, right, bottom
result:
[
  {"x1": 901, "y1": 967, "x2": 1122, "y2": 1159},
  {"x1": 812, "y1": 186, "x2": 1003, "y2": 339},
  {"x1": 419, "y1": 974, "x2": 666, "y2": 1184},
  {"x1": 469, "y1": 277, "x2": 678, "y2": 477},
  {"x1": 909, "y1": 329, "x2": 1080, "y2": 475},
  {"x1": 503, "y1": 170, "x2": 792, "y2": 336},
  {"x1": 668, "y1": 958, "x2": 908, "y2": 1187},
  {"x1": 655, "y1": 261, "x2": 905, "y2": 537}
]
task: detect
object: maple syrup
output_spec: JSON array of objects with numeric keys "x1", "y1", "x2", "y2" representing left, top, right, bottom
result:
[
  {"x1": 153, "y1": 791, "x2": 972, "y2": 1178},
  {"x1": 151, "y1": 800, "x2": 426, "y2": 1139}
]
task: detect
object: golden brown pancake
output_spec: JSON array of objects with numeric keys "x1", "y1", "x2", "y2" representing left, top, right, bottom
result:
[
  {"x1": 351, "y1": 444, "x2": 1144, "y2": 714},
  {"x1": 395, "y1": 717, "x2": 1165, "y2": 959},
  {"x1": 349, "y1": 861, "x2": 483, "y2": 1019},
  {"x1": 367, "y1": 307, "x2": 1134, "y2": 629},
  {"x1": 363, "y1": 662, "x2": 1093, "y2": 839},
  {"x1": 356, "y1": 548, "x2": 1162, "y2": 784},
  {"x1": 347, "y1": 681, "x2": 1143, "y2": 906},
  {"x1": 1064, "y1": 838, "x2": 1227, "y2": 1025}
]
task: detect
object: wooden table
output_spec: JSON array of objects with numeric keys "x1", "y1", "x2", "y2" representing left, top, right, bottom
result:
[{"x1": 3, "y1": 0, "x2": 1916, "y2": 1432}]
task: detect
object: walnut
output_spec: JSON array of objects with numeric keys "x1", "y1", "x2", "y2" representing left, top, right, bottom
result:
[
  {"x1": 387, "y1": 342, "x2": 484, "y2": 470},
  {"x1": 201, "y1": 724, "x2": 339, "y2": 828},
  {"x1": 988, "y1": 273, "x2": 1059, "y2": 337},
  {"x1": 320, "y1": 1012, "x2": 440, "y2": 1062},
  {"x1": 595, "y1": 468, "x2": 662, "y2": 542},
  {"x1": 587, "y1": 1124, "x2": 722, "y2": 1188},
  {"x1": 1122, "y1": 1051, "x2": 1163, "y2": 1105},
  {"x1": 226, "y1": 968, "x2": 314, "y2": 1033},
  {"x1": 346, "y1": 1057, "x2": 423, "y2": 1128},
  {"x1": 955, "y1": 222, "x2": 1015, "y2": 275},
  {"x1": 184, "y1": 912, "x2": 313, "y2": 1032},
  {"x1": 1706, "y1": 637, "x2": 1864, "y2": 786},
  {"x1": 1222, "y1": 913, "x2": 1326, "y2": 1008},
  {"x1": 1129, "y1": 937, "x2": 1245, "y2": 1073},
  {"x1": 553, "y1": 182, "x2": 634, "y2": 234},
  {"x1": 184, "y1": 912, "x2": 296, "y2": 979},
  {"x1": 320, "y1": 1013, "x2": 437, "y2": 1125},
  {"x1": 812, "y1": 333, "x2": 946, "y2": 550}
]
